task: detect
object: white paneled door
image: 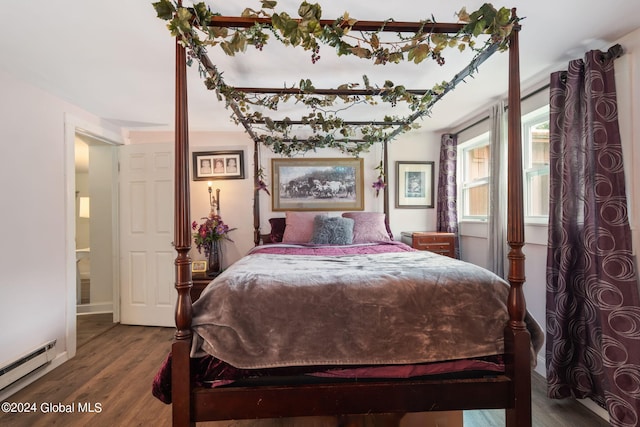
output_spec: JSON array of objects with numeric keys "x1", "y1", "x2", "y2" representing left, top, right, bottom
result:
[{"x1": 119, "y1": 143, "x2": 175, "y2": 326}]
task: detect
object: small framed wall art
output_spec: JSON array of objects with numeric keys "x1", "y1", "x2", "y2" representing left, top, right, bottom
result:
[
  {"x1": 192, "y1": 150, "x2": 244, "y2": 180},
  {"x1": 191, "y1": 260, "x2": 207, "y2": 273},
  {"x1": 395, "y1": 161, "x2": 435, "y2": 208}
]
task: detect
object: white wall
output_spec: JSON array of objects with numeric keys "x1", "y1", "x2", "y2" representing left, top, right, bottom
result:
[
  {"x1": 88, "y1": 143, "x2": 117, "y2": 307},
  {"x1": 128, "y1": 130, "x2": 255, "y2": 268},
  {"x1": 0, "y1": 68, "x2": 123, "y2": 399},
  {"x1": 75, "y1": 171, "x2": 90, "y2": 249},
  {"x1": 255, "y1": 129, "x2": 442, "y2": 239},
  {"x1": 386, "y1": 131, "x2": 442, "y2": 234},
  {"x1": 128, "y1": 128, "x2": 442, "y2": 268}
]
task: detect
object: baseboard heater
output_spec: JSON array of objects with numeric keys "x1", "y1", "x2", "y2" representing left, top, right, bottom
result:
[{"x1": 0, "y1": 340, "x2": 56, "y2": 391}]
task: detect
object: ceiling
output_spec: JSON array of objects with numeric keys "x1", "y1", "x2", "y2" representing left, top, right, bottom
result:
[{"x1": 1, "y1": 1, "x2": 639, "y2": 136}]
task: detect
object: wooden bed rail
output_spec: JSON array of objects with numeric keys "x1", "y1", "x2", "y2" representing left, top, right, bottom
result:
[{"x1": 209, "y1": 16, "x2": 466, "y2": 34}]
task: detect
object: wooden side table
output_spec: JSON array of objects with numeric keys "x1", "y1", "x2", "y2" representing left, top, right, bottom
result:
[
  {"x1": 191, "y1": 273, "x2": 215, "y2": 302},
  {"x1": 401, "y1": 231, "x2": 456, "y2": 258}
]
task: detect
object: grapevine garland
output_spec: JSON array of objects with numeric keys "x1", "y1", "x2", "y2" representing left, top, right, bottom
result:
[{"x1": 153, "y1": 0, "x2": 518, "y2": 156}]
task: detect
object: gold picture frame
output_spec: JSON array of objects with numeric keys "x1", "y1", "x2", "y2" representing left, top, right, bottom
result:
[
  {"x1": 271, "y1": 157, "x2": 364, "y2": 211},
  {"x1": 191, "y1": 260, "x2": 207, "y2": 273}
]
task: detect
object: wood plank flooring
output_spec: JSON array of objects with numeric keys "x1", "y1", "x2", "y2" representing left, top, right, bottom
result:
[
  {"x1": 76, "y1": 313, "x2": 116, "y2": 348},
  {"x1": 0, "y1": 317, "x2": 609, "y2": 427}
]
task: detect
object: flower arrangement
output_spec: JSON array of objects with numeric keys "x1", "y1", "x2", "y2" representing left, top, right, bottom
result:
[
  {"x1": 372, "y1": 160, "x2": 386, "y2": 197},
  {"x1": 255, "y1": 167, "x2": 270, "y2": 195},
  {"x1": 192, "y1": 213, "x2": 235, "y2": 256},
  {"x1": 154, "y1": 1, "x2": 518, "y2": 157}
]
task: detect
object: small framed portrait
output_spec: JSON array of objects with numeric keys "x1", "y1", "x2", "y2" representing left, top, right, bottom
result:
[
  {"x1": 395, "y1": 161, "x2": 435, "y2": 208},
  {"x1": 192, "y1": 150, "x2": 245, "y2": 180},
  {"x1": 192, "y1": 260, "x2": 207, "y2": 273}
]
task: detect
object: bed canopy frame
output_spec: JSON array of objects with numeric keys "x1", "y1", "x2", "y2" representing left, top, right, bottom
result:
[{"x1": 167, "y1": 3, "x2": 529, "y2": 426}]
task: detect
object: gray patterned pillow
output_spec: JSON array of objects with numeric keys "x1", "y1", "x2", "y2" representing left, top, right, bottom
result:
[{"x1": 309, "y1": 216, "x2": 354, "y2": 245}]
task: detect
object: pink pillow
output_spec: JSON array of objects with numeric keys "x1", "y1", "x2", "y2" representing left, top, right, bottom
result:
[
  {"x1": 282, "y1": 212, "x2": 326, "y2": 243},
  {"x1": 342, "y1": 212, "x2": 392, "y2": 243}
]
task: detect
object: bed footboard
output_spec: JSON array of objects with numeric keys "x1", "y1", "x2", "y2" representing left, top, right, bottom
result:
[{"x1": 191, "y1": 377, "x2": 513, "y2": 421}]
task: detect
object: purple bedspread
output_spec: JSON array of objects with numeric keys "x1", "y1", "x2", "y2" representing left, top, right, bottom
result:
[
  {"x1": 248, "y1": 240, "x2": 415, "y2": 256},
  {"x1": 152, "y1": 352, "x2": 504, "y2": 404},
  {"x1": 152, "y1": 241, "x2": 542, "y2": 404}
]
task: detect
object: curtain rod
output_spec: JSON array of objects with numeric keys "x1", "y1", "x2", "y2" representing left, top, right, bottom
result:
[
  {"x1": 559, "y1": 44, "x2": 623, "y2": 83},
  {"x1": 453, "y1": 43, "x2": 624, "y2": 136},
  {"x1": 603, "y1": 43, "x2": 623, "y2": 61},
  {"x1": 454, "y1": 84, "x2": 548, "y2": 135}
]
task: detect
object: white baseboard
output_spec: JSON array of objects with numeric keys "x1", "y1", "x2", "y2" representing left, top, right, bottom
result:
[
  {"x1": 534, "y1": 353, "x2": 546, "y2": 377},
  {"x1": 578, "y1": 398, "x2": 609, "y2": 422},
  {"x1": 76, "y1": 302, "x2": 113, "y2": 315}
]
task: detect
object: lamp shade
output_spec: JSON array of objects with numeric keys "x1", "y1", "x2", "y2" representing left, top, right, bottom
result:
[{"x1": 79, "y1": 197, "x2": 90, "y2": 218}]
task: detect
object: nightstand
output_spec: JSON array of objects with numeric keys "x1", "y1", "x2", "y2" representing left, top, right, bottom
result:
[
  {"x1": 401, "y1": 231, "x2": 456, "y2": 258},
  {"x1": 191, "y1": 274, "x2": 215, "y2": 302}
]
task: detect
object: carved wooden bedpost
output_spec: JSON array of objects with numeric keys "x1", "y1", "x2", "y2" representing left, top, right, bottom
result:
[
  {"x1": 504, "y1": 8, "x2": 531, "y2": 427},
  {"x1": 383, "y1": 140, "x2": 389, "y2": 220},
  {"x1": 253, "y1": 138, "x2": 261, "y2": 246},
  {"x1": 172, "y1": 2, "x2": 195, "y2": 424}
]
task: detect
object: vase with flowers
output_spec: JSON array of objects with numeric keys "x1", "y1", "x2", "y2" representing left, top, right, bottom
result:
[
  {"x1": 192, "y1": 213, "x2": 236, "y2": 277},
  {"x1": 372, "y1": 160, "x2": 386, "y2": 197}
]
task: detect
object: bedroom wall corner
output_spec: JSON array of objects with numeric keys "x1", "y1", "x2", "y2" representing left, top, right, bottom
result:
[{"x1": 0, "y1": 68, "x2": 123, "y2": 399}]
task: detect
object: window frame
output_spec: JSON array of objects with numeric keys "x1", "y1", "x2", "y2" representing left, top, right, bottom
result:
[
  {"x1": 522, "y1": 105, "x2": 550, "y2": 224},
  {"x1": 457, "y1": 132, "x2": 491, "y2": 222}
]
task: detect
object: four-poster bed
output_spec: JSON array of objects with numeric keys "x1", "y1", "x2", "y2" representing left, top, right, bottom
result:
[{"x1": 156, "y1": 2, "x2": 538, "y2": 426}]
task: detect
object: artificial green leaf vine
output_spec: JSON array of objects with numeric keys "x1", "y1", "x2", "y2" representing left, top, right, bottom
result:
[{"x1": 153, "y1": 0, "x2": 518, "y2": 156}]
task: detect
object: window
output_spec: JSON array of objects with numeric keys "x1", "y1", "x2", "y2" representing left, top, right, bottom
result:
[
  {"x1": 457, "y1": 105, "x2": 549, "y2": 224},
  {"x1": 522, "y1": 106, "x2": 550, "y2": 223},
  {"x1": 458, "y1": 133, "x2": 490, "y2": 220}
]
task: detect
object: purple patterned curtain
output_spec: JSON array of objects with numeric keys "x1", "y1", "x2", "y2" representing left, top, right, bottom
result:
[
  {"x1": 546, "y1": 49, "x2": 640, "y2": 426},
  {"x1": 437, "y1": 133, "x2": 460, "y2": 258}
]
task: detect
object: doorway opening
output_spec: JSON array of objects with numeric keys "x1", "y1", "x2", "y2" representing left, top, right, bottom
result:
[
  {"x1": 74, "y1": 133, "x2": 118, "y2": 315},
  {"x1": 65, "y1": 114, "x2": 123, "y2": 358}
]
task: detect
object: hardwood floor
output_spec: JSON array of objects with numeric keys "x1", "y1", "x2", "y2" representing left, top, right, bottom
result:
[
  {"x1": 76, "y1": 313, "x2": 116, "y2": 348},
  {"x1": 463, "y1": 372, "x2": 609, "y2": 426},
  {"x1": 0, "y1": 320, "x2": 609, "y2": 427}
]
